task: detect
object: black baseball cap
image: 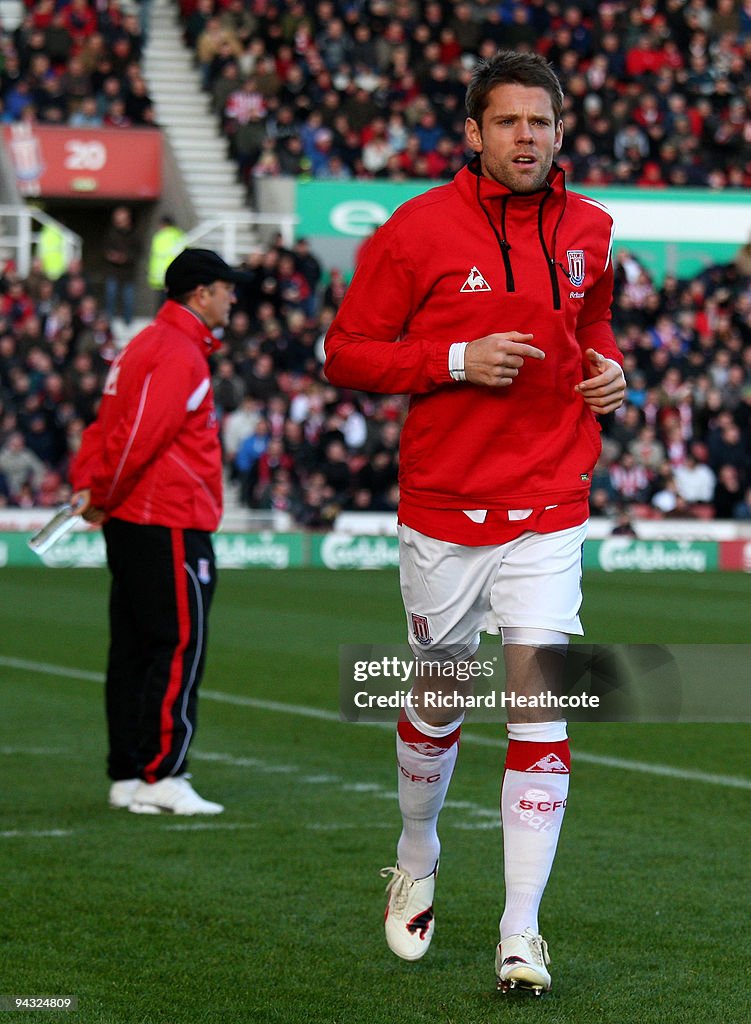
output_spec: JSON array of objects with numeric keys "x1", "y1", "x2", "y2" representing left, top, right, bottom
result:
[{"x1": 164, "y1": 248, "x2": 252, "y2": 298}]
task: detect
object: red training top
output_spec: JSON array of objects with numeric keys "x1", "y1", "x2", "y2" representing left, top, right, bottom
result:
[
  {"x1": 71, "y1": 301, "x2": 223, "y2": 531},
  {"x1": 324, "y1": 160, "x2": 622, "y2": 543}
]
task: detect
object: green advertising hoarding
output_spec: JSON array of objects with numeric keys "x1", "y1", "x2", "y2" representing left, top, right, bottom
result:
[
  {"x1": 0, "y1": 530, "x2": 107, "y2": 567},
  {"x1": 1, "y1": 533, "x2": 721, "y2": 572},
  {"x1": 213, "y1": 532, "x2": 305, "y2": 569},
  {"x1": 309, "y1": 532, "x2": 400, "y2": 570},
  {"x1": 582, "y1": 539, "x2": 718, "y2": 572},
  {"x1": 297, "y1": 181, "x2": 748, "y2": 282},
  {"x1": 0, "y1": 532, "x2": 306, "y2": 570}
]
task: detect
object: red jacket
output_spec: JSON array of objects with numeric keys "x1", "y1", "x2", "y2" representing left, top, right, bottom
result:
[
  {"x1": 71, "y1": 301, "x2": 223, "y2": 531},
  {"x1": 324, "y1": 161, "x2": 622, "y2": 511}
]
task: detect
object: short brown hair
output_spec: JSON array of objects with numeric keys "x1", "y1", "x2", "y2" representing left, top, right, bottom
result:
[{"x1": 465, "y1": 50, "x2": 564, "y2": 125}]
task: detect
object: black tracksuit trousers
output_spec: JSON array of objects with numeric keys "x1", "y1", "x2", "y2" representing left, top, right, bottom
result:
[{"x1": 103, "y1": 518, "x2": 216, "y2": 783}]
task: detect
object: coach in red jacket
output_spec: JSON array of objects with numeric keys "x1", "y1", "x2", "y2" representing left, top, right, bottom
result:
[
  {"x1": 71, "y1": 249, "x2": 249, "y2": 816},
  {"x1": 325, "y1": 52, "x2": 625, "y2": 994}
]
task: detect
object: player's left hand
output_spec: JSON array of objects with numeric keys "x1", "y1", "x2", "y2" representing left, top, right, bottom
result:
[
  {"x1": 575, "y1": 349, "x2": 626, "y2": 415},
  {"x1": 71, "y1": 488, "x2": 107, "y2": 525}
]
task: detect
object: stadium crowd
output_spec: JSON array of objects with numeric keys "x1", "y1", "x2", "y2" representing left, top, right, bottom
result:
[
  {"x1": 0, "y1": 0, "x2": 154, "y2": 127},
  {"x1": 1, "y1": 0, "x2": 751, "y2": 527},
  {"x1": 177, "y1": 0, "x2": 751, "y2": 191},
  {"x1": 3, "y1": 230, "x2": 751, "y2": 526}
]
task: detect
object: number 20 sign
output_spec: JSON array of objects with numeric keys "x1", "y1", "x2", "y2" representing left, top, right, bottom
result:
[
  {"x1": 3, "y1": 123, "x2": 162, "y2": 198},
  {"x1": 64, "y1": 139, "x2": 107, "y2": 171}
]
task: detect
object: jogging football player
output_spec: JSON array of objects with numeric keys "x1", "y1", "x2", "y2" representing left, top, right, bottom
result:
[{"x1": 324, "y1": 51, "x2": 625, "y2": 994}]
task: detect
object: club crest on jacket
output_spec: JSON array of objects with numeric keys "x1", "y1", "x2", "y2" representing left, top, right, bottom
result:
[{"x1": 566, "y1": 250, "x2": 585, "y2": 287}]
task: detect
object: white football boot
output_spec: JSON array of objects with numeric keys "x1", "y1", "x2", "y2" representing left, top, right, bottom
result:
[
  {"x1": 108, "y1": 779, "x2": 140, "y2": 809},
  {"x1": 496, "y1": 928, "x2": 552, "y2": 996},
  {"x1": 380, "y1": 863, "x2": 437, "y2": 961},
  {"x1": 128, "y1": 774, "x2": 224, "y2": 816}
]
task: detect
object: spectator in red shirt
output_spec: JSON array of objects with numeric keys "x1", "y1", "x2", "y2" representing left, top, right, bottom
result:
[
  {"x1": 1, "y1": 280, "x2": 35, "y2": 329},
  {"x1": 63, "y1": 0, "x2": 98, "y2": 49},
  {"x1": 625, "y1": 32, "x2": 669, "y2": 79}
]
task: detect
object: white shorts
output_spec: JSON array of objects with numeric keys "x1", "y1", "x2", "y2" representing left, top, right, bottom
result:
[{"x1": 398, "y1": 522, "x2": 587, "y2": 658}]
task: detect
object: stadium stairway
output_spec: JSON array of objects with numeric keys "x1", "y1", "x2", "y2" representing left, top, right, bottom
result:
[
  {"x1": 143, "y1": 0, "x2": 257, "y2": 256},
  {"x1": 0, "y1": 0, "x2": 22, "y2": 30},
  {"x1": 219, "y1": 468, "x2": 292, "y2": 531}
]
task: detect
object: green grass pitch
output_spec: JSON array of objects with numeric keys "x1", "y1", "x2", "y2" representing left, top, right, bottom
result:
[{"x1": 1, "y1": 567, "x2": 749, "y2": 1024}]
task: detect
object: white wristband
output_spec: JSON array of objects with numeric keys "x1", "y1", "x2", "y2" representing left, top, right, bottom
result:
[{"x1": 449, "y1": 342, "x2": 468, "y2": 381}]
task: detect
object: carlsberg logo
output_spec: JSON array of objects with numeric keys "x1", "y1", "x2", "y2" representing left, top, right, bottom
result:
[
  {"x1": 598, "y1": 539, "x2": 708, "y2": 573},
  {"x1": 215, "y1": 535, "x2": 291, "y2": 568},
  {"x1": 320, "y1": 535, "x2": 399, "y2": 569}
]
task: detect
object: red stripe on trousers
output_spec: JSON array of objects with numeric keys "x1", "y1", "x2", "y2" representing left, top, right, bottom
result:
[
  {"x1": 143, "y1": 529, "x2": 190, "y2": 782},
  {"x1": 397, "y1": 708, "x2": 461, "y2": 750}
]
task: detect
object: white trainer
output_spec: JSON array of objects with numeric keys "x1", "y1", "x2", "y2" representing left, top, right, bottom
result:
[
  {"x1": 128, "y1": 774, "x2": 224, "y2": 816},
  {"x1": 380, "y1": 863, "x2": 437, "y2": 961},
  {"x1": 495, "y1": 928, "x2": 552, "y2": 996},
  {"x1": 109, "y1": 779, "x2": 140, "y2": 809}
]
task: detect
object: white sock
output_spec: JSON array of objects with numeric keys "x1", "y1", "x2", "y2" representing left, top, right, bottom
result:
[
  {"x1": 395, "y1": 702, "x2": 463, "y2": 879},
  {"x1": 500, "y1": 720, "x2": 570, "y2": 940}
]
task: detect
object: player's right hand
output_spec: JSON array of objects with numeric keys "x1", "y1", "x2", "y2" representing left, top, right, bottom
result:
[{"x1": 463, "y1": 333, "x2": 545, "y2": 387}]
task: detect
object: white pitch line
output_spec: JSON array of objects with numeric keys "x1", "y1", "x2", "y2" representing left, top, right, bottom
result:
[
  {"x1": 203, "y1": 688, "x2": 340, "y2": 722},
  {"x1": 0, "y1": 656, "x2": 102, "y2": 682},
  {"x1": 2, "y1": 655, "x2": 751, "y2": 791},
  {"x1": 308, "y1": 821, "x2": 495, "y2": 831},
  {"x1": 459, "y1": 731, "x2": 751, "y2": 790},
  {"x1": 176, "y1": 691, "x2": 751, "y2": 793},
  {"x1": 306, "y1": 823, "x2": 395, "y2": 831},
  {"x1": 193, "y1": 750, "x2": 495, "y2": 823},
  {"x1": 163, "y1": 823, "x2": 257, "y2": 832},
  {"x1": 0, "y1": 747, "x2": 68, "y2": 756},
  {"x1": 0, "y1": 745, "x2": 493, "y2": 839},
  {"x1": 452, "y1": 822, "x2": 499, "y2": 831},
  {"x1": 0, "y1": 829, "x2": 73, "y2": 838}
]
